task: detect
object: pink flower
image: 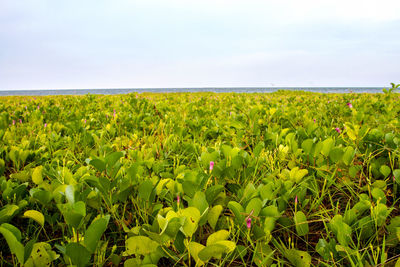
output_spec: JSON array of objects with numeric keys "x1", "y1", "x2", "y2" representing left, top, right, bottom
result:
[
  {"x1": 12, "y1": 120, "x2": 15, "y2": 125},
  {"x1": 335, "y1": 127, "x2": 341, "y2": 133},
  {"x1": 347, "y1": 103, "x2": 353, "y2": 109},
  {"x1": 295, "y1": 195, "x2": 298, "y2": 205},
  {"x1": 84, "y1": 119, "x2": 87, "y2": 124},
  {"x1": 209, "y1": 161, "x2": 214, "y2": 171},
  {"x1": 113, "y1": 109, "x2": 116, "y2": 118},
  {"x1": 44, "y1": 123, "x2": 47, "y2": 128},
  {"x1": 313, "y1": 119, "x2": 316, "y2": 123},
  {"x1": 19, "y1": 119, "x2": 22, "y2": 124},
  {"x1": 246, "y1": 217, "x2": 251, "y2": 229},
  {"x1": 177, "y1": 195, "x2": 180, "y2": 205},
  {"x1": 37, "y1": 105, "x2": 40, "y2": 109}
]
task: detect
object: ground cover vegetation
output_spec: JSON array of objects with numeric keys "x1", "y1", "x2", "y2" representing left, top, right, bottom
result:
[{"x1": 0, "y1": 91, "x2": 399, "y2": 266}]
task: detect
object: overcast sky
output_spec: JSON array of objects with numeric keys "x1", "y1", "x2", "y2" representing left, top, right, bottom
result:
[{"x1": 0, "y1": 0, "x2": 399, "y2": 89}]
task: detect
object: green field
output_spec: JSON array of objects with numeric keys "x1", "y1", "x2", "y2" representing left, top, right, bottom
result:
[{"x1": 0, "y1": 91, "x2": 399, "y2": 266}]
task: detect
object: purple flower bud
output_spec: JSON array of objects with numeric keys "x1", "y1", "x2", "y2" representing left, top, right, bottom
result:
[
  {"x1": 246, "y1": 217, "x2": 251, "y2": 229},
  {"x1": 12, "y1": 120, "x2": 15, "y2": 125},
  {"x1": 295, "y1": 195, "x2": 298, "y2": 205},
  {"x1": 177, "y1": 195, "x2": 180, "y2": 205},
  {"x1": 44, "y1": 123, "x2": 47, "y2": 128},
  {"x1": 313, "y1": 119, "x2": 316, "y2": 123},
  {"x1": 19, "y1": 119, "x2": 22, "y2": 124},
  {"x1": 335, "y1": 127, "x2": 341, "y2": 133},
  {"x1": 347, "y1": 103, "x2": 353, "y2": 109},
  {"x1": 209, "y1": 161, "x2": 214, "y2": 171},
  {"x1": 84, "y1": 119, "x2": 87, "y2": 124}
]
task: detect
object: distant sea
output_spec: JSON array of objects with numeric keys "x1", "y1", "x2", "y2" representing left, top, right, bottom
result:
[{"x1": 0, "y1": 87, "x2": 386, "y2": 96}]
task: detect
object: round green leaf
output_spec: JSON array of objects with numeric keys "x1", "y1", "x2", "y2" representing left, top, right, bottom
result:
[
  {"x1": 125, "y1": 236, "x2": 159, "y2": 256},
  {"x1": 207, "y1": 205, "x2": 223, "y2": 230},
  {"x1": 32, "y1": 166, "x2": 43, "y2": 185},
  {"x1": 294, "y1": 211, "x2": 309, "y2": 236}
]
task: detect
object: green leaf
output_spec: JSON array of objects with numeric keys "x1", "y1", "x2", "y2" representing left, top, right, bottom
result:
[
  {"x1": 259, "y1": 183, "x2": 275, "y2": 201},
  {"x1": 105, "y1": 151, "x2": 124, "y2": 168},
  {"x1": 138, "y1": 180, "x2": 154, "y2": 201},
  {"x1": 58, "y1": 201, "x2": 86, "y2": 229},
  {"x1": 25, "y1": 242, "x2": 59, "y2": 267},
  {"x1": 89, "y1": 158, "x2": 106, "y2": 172},
  {"x1": 124, "y1": 258, "x2": 142, "y2": 267},
  {"x1": 342, "y1": 146, "x2": 355, "y2": 165},
  {"x1": 329, "y1": 215, "x2": 352, "y2": 246},
  {"x1": 205, "y1": 185, "x2": 224, "y2": 204},
  {"x1": 394, "y1": 169, "x2": 400, "y2": 184},
  {"x1": 301, "y1": 139, "x2": 314, "y2": 155},
  {"x1": 372, "y1": 188, "x2": 386, "y2": 204},
  {"x1": 198, "y1": 241, "x2": 236, "y2": 261},
  {"x1": 206, "y1": 230, "x2": 230, "y2": 246},
  {"x1": 253, "y1": 242, "x2": 274, "y2": 267},
  {"x1": 0, "y1": 225, "x2": 25, "y2": 264},
  {"x1": 291, "y1": 168, "x2": 308, "y2": 183},
  {"x1": 387, "y1": 216, "x2": 400, "y2": 247},
  {"x1": 65, "y1": 242, "x2": 91, "y2": 267},
  {"x1": 179, "y1": 207, "x2": 201, "y2": 237},
  {"x1": 187, "y1": 242, "x2": 205, "y2": 266},
  {"x1": 23, "y1": 210, "x2": 45, "y2": 227},
  {"x1": 207, "y1": 205, "x2": 223, "y2": 230},
  {"x1": 372, "y1": 203, "x2": 392, "y2": 227},
  {"x1": 190, "y1": 191, "x2": 209, "y2": 214},
  {"x1": 164, "y1": 217, "x2": 182, "y2": 238},
  {"x1": 380, "y1": 165, "x2": 391, "y2": 178},
  {"x1": 260, "y1": 205, "x2": 281, "y2": 218},
  {"x1": 0, "y1": 204, "x2": 20, "y2": 224},
  {"x1": 329, "y1": 147, "x2": 343, "y2": 163},
  {"x1": 284, "y1": 249, "x2": 311, "y2": 267},
  {"x1": 24, "y1": 239, "x2": 36, "y2": 264},
  {"x1": 1, "y1": 223, "x2": 22, "y2": 241},
  {"x1": 294, "y1": 211, "x2": 309, "y2": 236},
  {"x1": 321, "y1": 138, "x2": 334, "y2": 157},
  {"x1": 32, "y1": 166, "x2": 43, "y2": 185},
  {"x1": 245, "y1": 198, "x2": 263, "y2": 217},
  {"x1": 228, "y1": 201, "x2": 244, "y2": 224},
  {"x1": 84, "y1": 215, "x2": 110, "y2": 253},
  {"x1": 316, "y1": 239, "x2": 331, "y2": 261},
  {"x1": 125, "y1": 236, "x2": 159, "y2": 256},
  {"x1": 30, "y1": 189, "x2": 52, "y2": 205},
  {"x1": 253, "y1": 141, "x2": 264, "y2": 157},
  {"x1": 10, "y1": 171, "x2": 30, "y2": 182},
  {"x1": 65, "y1": 184, "x2": 75, "y2": 204}
]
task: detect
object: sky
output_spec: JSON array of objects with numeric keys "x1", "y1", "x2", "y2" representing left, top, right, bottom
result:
[{"x1": 0, "y1": 0, "x2": 399, "y2": 90}]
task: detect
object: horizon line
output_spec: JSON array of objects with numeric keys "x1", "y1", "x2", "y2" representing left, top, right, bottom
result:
[{"x1": 0, "y1": 86, "x2": 388, "y2": 91}]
